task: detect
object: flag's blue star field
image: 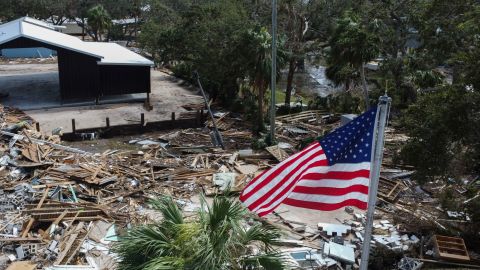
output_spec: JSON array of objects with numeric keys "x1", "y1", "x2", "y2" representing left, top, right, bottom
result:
[{"x1": 319, "y1": 107, "x2": 377, "y2": 165}]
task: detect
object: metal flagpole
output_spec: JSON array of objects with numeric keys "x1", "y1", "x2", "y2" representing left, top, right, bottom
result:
[
  {"x1": 270, "y1": 0, "x2": 277, "y2": 143},
  {"x1": 360, "y1": 94, "x2": 391, "y2": 270}
]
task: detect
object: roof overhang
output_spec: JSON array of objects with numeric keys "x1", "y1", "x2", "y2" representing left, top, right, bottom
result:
[{"x1": 0, "y1": 17, "x2": 154, "y2": 66}]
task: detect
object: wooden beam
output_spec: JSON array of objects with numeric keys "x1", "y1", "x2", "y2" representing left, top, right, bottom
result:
[
  {"x1": 36, "y1": 187, "x2": 50, "y2": 209},
  {"x1": 21, "y1": 218, "x2": 35, "y2": 238}
]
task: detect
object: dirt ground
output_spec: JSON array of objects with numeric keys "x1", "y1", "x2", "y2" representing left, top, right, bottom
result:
[{"x1": 0, "y1": 63, "x2": 203, "y2": 133}]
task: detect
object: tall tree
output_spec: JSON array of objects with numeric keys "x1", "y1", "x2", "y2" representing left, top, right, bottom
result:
[
  {"x1": 236, "y1": 26, "x2": 286, "y2": 133},
  {"x1": 279, "y1": 0, "x2": 309, "y2": 108},
  {"x1": 326, "y1": 12, "x2": 379, "y2": 109},
  {"x1": 86, "y1": 4, "x2": 111, "y2": 41},
  {"x1": 140, "y1": 0, "x2": 252, "y2": 104},
  {"x1": 399, "y1": 0, "x2": 480, "y2": 181}
]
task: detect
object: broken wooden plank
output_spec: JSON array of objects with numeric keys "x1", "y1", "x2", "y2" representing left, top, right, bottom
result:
[
  {"x1": 5, "y1": 261, "x2": 36, "y2": 270},
  {"x1": 21, "y1": 218, "x2": 35, "y2": 238},
  {"x1": 36, "y1": 187, "x2": 50, "y2": 209},
  {"x1": 265, "y1": 145, "x2": 289, "y2": 162}
]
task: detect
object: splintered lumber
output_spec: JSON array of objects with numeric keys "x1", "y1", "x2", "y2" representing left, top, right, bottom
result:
[
  {"x1": 21, "y1": 144, "x2": 40, "y2": 163},
  {"x1": 21, "y1": 218, "x2": 35, "y2": 238},
  {"x1": 47, "y1": 165, "x2": 117, "y2": 185},
  {"x1": 1, "y1": 131, "x2": 88, "y2": 154},
  {"x1": 265, "y1": 145, "x2": 289, "y2": 162},
  {"x1": 0, "y1": 238, "x2": 42, "y2": 243},
  {"x1": 36, "y1": 187, "x2": 50, "y2": 209},
  {"x1": 31, "y1": 210, "x2": 103, "y2": 222},
  {"x1": 378, "y1": 177, "x2": 406, "y2": 202},
  {"x1": 276, "y1": 110, "x2": 325, "y2": 123},
  {"x1": 42, "y1": 210, "x2": 68, "y2": 239},
  {"x1": 5, "y1": 261, "x2": 36, "y2": 270},
  {"x1": 417, "y1": 258, "x2": 480, "y2": 269},
  {"x1": 433, "y1": 235, "x2": 470, "y2": 261},
  {"x1": 172, "y1": 169, "x2": 215, "y2": 180},
  {"x1": 206, "y1": 112, "x2": 232, "y2": 130},
  {"x1": 102, "y1": 188, "x2": 146, "y2": 204},
  {"x1": 55, "y1": 222, "x2": 85, "y2": 265},
  {"x1": 295, "y1": 122, "x2": 324, "y2": 133}
]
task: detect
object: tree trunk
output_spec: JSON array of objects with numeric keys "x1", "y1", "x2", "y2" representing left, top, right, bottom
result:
[
  {"x1": 257, "y1": 86, "x2": 265, "y2": 134},
  {"x1": 284, "y1": 58, "x2": 296, "y2": 109},
  {"x1": 81, "y1": 19, "x2": 85, "y2": 41},
  {"x1": 360, "y1": 65, "x2": 370, "y2": 110}
]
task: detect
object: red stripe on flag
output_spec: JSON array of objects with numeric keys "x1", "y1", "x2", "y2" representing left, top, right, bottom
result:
[
  {"x1": 239, "y1": 169, "x2": 270, "y2": 200},
  {"x1": 282, "y1": 198, "x2": 367, "y2": 213},
  {"x1": 301, "y1": 169, "x2": 371, "y2": 181},
  {"x1": 244, "y1": 159, "x2": 328, "y2": 212},
  {"x1": 240, "y1": 142, "x2": 322, "y2": 201},
  {"x1": 292, "y1": 184, "x2": 369, "y2": 196},
  {"x1": 240, "y1": 143, "x2": 323, "y2": 202}
]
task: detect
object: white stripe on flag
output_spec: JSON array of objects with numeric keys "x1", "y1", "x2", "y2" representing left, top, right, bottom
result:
[
  {"x1": 246, "y1": 154, "x2": 327, "y2": 210},
  {"x1": 245, "y1": 161, "x2": 370, "y2": 208},
  {"x1": 241, "y1": 142, "x2": 321, "y2": 195},
  {"x1": 295, "y1": 162, "x2": 370, "y2": 177},
  {"x1": 296, "y1": 177, "x2": 369, "y2": 189}
]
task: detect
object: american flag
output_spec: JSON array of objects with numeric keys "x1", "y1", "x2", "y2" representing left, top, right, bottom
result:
[{"x1": 240, "y1": 107, "x2": 378, "y2": 217}]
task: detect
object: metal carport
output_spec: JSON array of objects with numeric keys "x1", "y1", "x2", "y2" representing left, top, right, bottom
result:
[{"x1": 0, "y1": 17, "x2": 153, "y2": 101}]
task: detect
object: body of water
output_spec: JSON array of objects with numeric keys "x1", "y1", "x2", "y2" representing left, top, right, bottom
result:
[{"x1": 279, "y1": 61, "x2": 342, "y2": 98}]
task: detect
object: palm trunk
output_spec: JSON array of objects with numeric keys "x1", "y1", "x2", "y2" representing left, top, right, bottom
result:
[
  {"x1": 284, "y1": 58, "x2": 296, "y2": 109},
  {"x1": 360, "y1": 65, "x2": 370, "y2": 110}
]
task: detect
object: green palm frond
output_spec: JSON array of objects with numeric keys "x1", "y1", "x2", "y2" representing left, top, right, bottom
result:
[
  {"x1": 149, "y1": 196, "x2": 184, "y2": 226},
  {"x1": 240, "y1": 223, "x2": 282, "y2": 250},
  {"x1": 117, "y1": 195, "x2": 286, "y2": 270},
  {"x1": 114, "y1": 225, "x2": 175, "y2": 270},
  {"x1": 143, "y1": 256, "x2": 186, "y2": 270},
  {"x1": 207, "y1": 195, "x2": 245, "y2": 231},
  {"x1": 241, "y1": 253, "x2": 286, "y2": 270}
]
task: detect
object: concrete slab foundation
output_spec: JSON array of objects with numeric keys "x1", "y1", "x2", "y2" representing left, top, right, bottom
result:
[{"x1": 0, "y1": 64, "x2": 203, "y2": 134}]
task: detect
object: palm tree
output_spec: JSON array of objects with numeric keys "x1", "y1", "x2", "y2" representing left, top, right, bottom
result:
[
  {"x1": 87, "y1": 4, "x2": 111, "y2": 41},
  {"x1": 237, "y1": 26, "x2": 286, "y2": 134},
  {"x1": 115, "y1": 195, "x2": 285, "y2": 270},
  {"x1": 326, "y1": 13, "x2": 379, "y2": 109}
]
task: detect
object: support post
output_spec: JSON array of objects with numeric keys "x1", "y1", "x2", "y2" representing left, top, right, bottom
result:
[
  {"x1": 140, "y1": 113, "x2": 145, "y2": 127},
  {"x1": 171, "y1": 112, "x2": 175, "y2": 121},
  {"x1": 71, "y1": 119, "x2": 76, "y2": 134},
  {"x1": 270, "y1": 0, "x2": 277, "y2": 143},
  {"x1": 106, "y1": 117, "x2": 110, "y2": 128},
  {"x1": 360, "y1": 95, "x2": 391, "y2": 270},
  {"x1": 35, "y1": 122, "x2": 40, "y2": 132}
]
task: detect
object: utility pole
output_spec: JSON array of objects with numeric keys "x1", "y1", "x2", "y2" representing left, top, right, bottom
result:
[{"x1": 270, "y1": 0, "x2": 277, "y2": 143}]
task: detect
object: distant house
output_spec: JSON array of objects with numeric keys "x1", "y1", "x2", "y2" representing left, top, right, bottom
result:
[{"x1": 57, "y1": 18, "x2": 84, "y2": 36}]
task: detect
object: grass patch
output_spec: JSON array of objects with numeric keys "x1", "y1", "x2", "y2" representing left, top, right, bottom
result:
[
  {"x1": 275, "y1": 90, "x2": 286, "y2": 104},
  {"x1": 269, "y1": 89, "x2": 313, "y2": 105}
]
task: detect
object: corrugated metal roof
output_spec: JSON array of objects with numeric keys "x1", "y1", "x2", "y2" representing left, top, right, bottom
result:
[{"x1": 0, "y1": 17, "x2": 153, "y2": 66}]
